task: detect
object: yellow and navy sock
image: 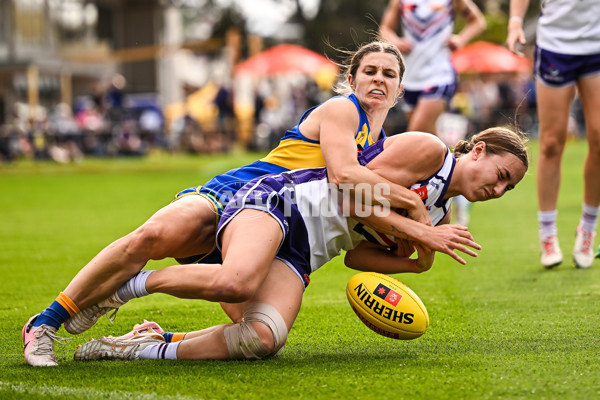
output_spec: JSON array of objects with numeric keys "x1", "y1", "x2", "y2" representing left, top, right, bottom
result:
[
  {"x1": 33, "y1": 292, "x2": 80, "y2": 330},
  {"x1": 162, "y1": 332, "x2": 186, "y2": 343}
]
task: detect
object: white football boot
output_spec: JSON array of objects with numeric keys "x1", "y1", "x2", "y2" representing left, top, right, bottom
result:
[
  {"x1": 22, "y1": 314, "x2": 69, "y2": 367},
  {"x1": 573, "y1": 226, "x2": 595, "y2": 269},
  {"x1": 540, "y1": 236, "x2": 563, "y2": 269},
  {"x1": 74, "y1": 331, "x2": 164, "y2": 361},
  {"x1": 64, "y1": 292, "x2": 127, "y2": 335}
]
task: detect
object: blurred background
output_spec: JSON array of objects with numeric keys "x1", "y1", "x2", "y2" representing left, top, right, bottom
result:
[{"x1": 0, "y1": 0, "x2": 585, "y2": 164}]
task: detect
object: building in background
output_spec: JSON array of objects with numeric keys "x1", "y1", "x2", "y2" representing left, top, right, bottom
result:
[{"x1": 0, "y1": 0, "x2": 228, "y2": 125}]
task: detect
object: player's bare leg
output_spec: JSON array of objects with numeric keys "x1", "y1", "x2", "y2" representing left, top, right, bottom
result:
[
  {"x1": 406, "y1": 98, "x2": 446, "y2": 136},
  {"x1": 145, "y1": 209, "x2": 283, "y2": 302},
  {"x1": 65, "y1": 195, "x2": 219, "y2": 308},
  {"x1": 75, "y1": 260, "x2": 303, "y2": 361},
  {"x1": 175, "y1": 260, "x2": 303, "y2": 360},
  {"x1": 24, "y1": 195, "x2": 218, "y2": 366},
  {"x1": 75, "y1": 215, "x2": 303, "y2": 361},
  {"x1": 66, "y1": 208, "x2": 283, "y2": 338},
  {"x1": 573, "y1": 74, "x2": 600, "y2": 268},
  {"x1": 536, "y1": 81, "x2": 574, "y2": 268}
]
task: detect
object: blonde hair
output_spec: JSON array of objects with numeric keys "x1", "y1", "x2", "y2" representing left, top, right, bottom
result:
[
  {"x1": 333, "y1": 40, "x2": 405, "y2": 97},
  {"x1": 454, "y1": 126, "x2": 529, "y2": 170}
]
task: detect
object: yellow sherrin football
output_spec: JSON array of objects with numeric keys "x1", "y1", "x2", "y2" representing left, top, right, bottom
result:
[{"x1": 346, "y1": 272, "x2": 429, "y2": 340}]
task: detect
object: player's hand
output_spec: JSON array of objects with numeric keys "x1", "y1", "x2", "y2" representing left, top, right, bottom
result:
[
  {"x1": 447, "y1": 34, "x2": 466, "y2": 51},
  {"x1": 422, "y1": 224, "x2": 481, "y2": 265},
  {"x1": 506, "y1": 20, "x2": 527, "y2": 56}
]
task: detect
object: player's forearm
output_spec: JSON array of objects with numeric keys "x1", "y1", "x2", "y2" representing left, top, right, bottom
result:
[
  {"x1": 509, "y1": 0, "x2": 529, "y2": 20},
  {"x1": 345, "y1": 245, "x2": 426, "y2": 274},
  {"x1": 331, "y1": 164, "x2": 427, "y2": 219},
  {"x1": 457, "y1": 5, "x2": 486, "y2": 44},
  {"x1": 351, "y1": 208, "x2": 431, "y2": 245},
  {"x1": 350, "y1": 202, "x2": 479, "y2": 265}
]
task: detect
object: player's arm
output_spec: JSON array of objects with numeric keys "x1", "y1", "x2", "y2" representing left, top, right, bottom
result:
[
  {"x1": 348, "y1": 200, "x2": 479, "y2": 265},
  {"x1": 345, "y1": 240, "x2": 434, "y2": 274},
  {"x1": 506, "y1": 0, "x2": 529, "y2": 55},
  {"x1": 448, "y1": 0, "x2": 487, "y2": 51},
  {"x1": 379, "y1": 0, "x2": 413, "y2": 54},
  {"x1": 318, "y1": 98, "x2": 431, "y2": 226}
]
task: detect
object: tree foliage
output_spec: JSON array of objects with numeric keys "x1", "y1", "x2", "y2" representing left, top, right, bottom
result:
[{"x1": 166, "y1": 0, "x2": 541, "y2": 59}]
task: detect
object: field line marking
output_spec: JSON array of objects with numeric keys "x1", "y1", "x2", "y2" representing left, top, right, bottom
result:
[{"x1": 0, "y1": 381, "x2": 204, "y2": 400}]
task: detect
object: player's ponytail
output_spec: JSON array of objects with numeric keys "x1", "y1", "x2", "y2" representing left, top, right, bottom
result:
[{"x1": 453, "y1": 140, "x2": 474, "y2": 155}]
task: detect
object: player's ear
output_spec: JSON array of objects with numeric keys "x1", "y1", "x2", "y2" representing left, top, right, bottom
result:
[
  {"x1": 472, "y1": 141, "x2": 486, "y2": 159},
  {"x1": 348, "y1": 74, "x2": 355, "y2": 90},
  {"x1": 397, "y1": 84, "x2": 404, "y2": 98}
]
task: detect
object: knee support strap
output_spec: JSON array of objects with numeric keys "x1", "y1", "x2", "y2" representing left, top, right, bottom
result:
[{"x1": 224, "y1": 302, "x2": 288, "y2": 360}]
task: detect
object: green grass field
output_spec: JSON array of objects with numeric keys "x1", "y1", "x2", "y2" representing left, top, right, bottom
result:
[{"x1": 2, "y1": 140, "x2": 599, "y2": 400}]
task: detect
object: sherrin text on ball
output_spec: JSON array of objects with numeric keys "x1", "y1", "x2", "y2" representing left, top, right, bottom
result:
[{"x1": 346, "y1": 272, "x2": 429, "y2": 340}]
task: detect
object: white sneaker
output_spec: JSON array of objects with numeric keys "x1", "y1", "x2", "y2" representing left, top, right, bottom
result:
[
  {"x1": 64, "y1": 292, "x2": 126, "y2": 335},
  {"x1": 540, "y1": 236, "x2": 563, "y2": 269},
  {"x1": 573, "y1": 226, "x2": 595, "y2": 269},
  {"x1": 74, "y1": 331, "x2": 164, "y2": 361},
  {"x1": 22, "y1": 314, "x2": 68, "y2": 367}
]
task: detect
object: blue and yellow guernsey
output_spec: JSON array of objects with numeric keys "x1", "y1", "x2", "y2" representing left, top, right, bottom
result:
[
  {"x1": 181, "y1": 93, "x2": 385, "y2": 210},
  {"x1": 260, "y1": 93, "x2": 380, "y2": 169},
  {"x1": 174, "y1": 93, "x2": 384, "y2": 264}
]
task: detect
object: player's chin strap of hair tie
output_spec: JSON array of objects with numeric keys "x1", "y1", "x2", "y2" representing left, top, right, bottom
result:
[{"x1": 224, "y1": 302, "x2": 288, "y2": 360}]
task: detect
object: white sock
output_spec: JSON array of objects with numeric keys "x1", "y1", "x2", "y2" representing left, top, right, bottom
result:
[
  {"x1": 139, "y1": 341, "x2": 181, "y2": 360},
  {"x1": 538, "y1": 210, "x2": 558, "y2": 240},
  {"x1": 579, "y1": 204, "x2": 599, "y2": 233},
  {"x1": 117, "y1": 270, "x2": 152, "y2": 302}
]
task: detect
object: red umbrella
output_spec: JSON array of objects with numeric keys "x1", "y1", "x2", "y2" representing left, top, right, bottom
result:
[
  {"x1": 451, "y1": 41, "x2": 532, "y2": 74},
  {"x1": 234, "y1": 44, "x2": 339, "y2": 77}
]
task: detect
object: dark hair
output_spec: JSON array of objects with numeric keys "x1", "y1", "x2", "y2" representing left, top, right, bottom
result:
[
  {"x1": 454, "y1": 126, "x2": 529, "y2": 170},
  {"x1": 333, "y1": 40, "x2": 405, "y2": 96}
]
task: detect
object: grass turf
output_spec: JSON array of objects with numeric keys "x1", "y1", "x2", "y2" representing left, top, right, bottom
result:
[{"x1": 1, "y1": 140, "x2": 599, "y2": 399}]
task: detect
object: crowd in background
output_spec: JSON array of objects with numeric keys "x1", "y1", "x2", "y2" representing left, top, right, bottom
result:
[{"x1": 0, "y1": 69, "x2": 588, "y2": 165}]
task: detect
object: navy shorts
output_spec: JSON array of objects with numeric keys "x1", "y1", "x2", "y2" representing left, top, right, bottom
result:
[
  {"x1": 401, "y1": 82, "x2": 458, "y2": 111},
  {"x1": 534, "y1": 46, "x2": 600, "y2": 87},
  {"x1": 216, "y1": 173, "x2": 312, "y2": 288}
]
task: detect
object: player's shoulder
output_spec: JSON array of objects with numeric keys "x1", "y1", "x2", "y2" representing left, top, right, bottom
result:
[
  {"x1": 386, "y1": 131, "x2": 447, "y2": 155},
  {"x1": 313, "y1": 95, "x2": 360, "y2": 121},
  {"x1": 320, "y1": 95, "x2": 356, "y2": 110},
  {"x1": 384, "y1": 132, "x2": 447, "y2": 172}
]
